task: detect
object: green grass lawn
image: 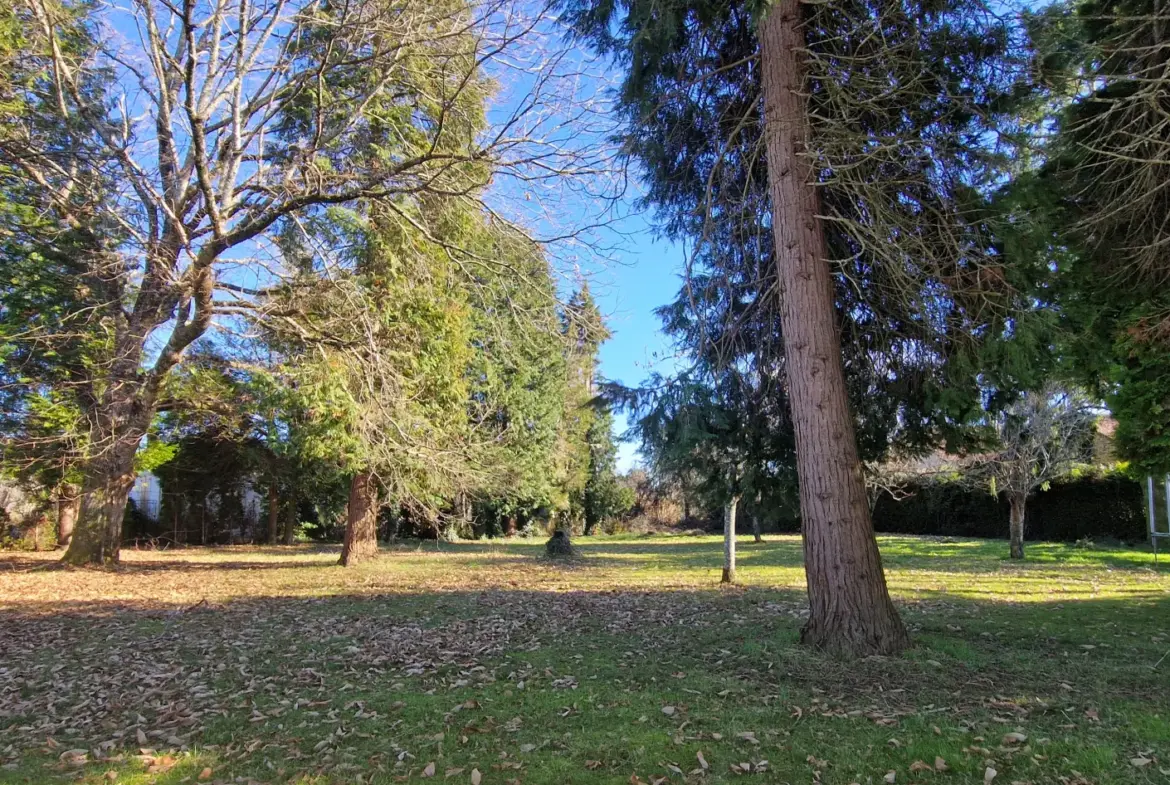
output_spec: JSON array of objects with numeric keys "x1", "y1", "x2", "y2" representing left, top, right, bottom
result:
[{"x1": 2, "y1": 534, "x2": 1168, "y2": 785}]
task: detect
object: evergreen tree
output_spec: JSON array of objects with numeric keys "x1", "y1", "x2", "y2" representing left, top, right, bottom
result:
[
  {"x1": 560, "y1": 285, "x2": 610, "y2": 527},
  {"x1": 582, "y1": 405, "x2": 630, "y2": 534},
  {"x1": 564, "y1": 0, "x2": 1028, "y2": 654},
  {"x1": 1021, "y1": 0, "x2": 1170, "y2": 475}
]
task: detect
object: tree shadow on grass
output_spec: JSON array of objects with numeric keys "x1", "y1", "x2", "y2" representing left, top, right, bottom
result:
[{"x1": 3, "y1": 577, "x2": 1169, "y2": 785}]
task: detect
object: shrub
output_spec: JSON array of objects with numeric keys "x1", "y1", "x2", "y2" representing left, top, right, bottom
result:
[{"x1": 872, "y1": 470, "x2": 1147, "y2": 543}]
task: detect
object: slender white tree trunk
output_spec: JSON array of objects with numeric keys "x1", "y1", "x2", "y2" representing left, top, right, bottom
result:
[{"x1": 722, "y1": 495, "x2": 740, "y2": 584}]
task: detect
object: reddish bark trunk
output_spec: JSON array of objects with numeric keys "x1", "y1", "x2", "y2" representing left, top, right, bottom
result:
[
  {"x1": 339, "y1": 472, "x2": 378, "y2": 566},
  {"x1": 1009, "y1": 492, "x2": 1026, "y2": 560},
  {"x1": 759, "y1": 2, "x2": 909, "y2": 656}
]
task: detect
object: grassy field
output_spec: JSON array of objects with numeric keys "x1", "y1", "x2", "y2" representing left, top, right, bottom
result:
[{"x1": 1, "y1": 534, "x2": 1168, "y2": 785}]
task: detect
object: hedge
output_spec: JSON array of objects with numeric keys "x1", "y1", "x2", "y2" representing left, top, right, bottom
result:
[{"x1": 871, "y1": 473, "x2": 1148, "y2": 543}]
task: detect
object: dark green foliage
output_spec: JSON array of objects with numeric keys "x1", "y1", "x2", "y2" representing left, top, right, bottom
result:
[
  {"x1": 582, "y1": 406, "x2": 632, "y2": 533},
  {"x1": 1108, "y1": 325, "x2": 1170, "y2": 476},
  {"x1": 1018, "y1": 0, "x2": 1170, "y2": 473},
  {"x1": 563, "y1": 0, "x2": 1034, "y2": 480},
  {"x1": 871, "y1": 472, "x2": 1147, "y2": 543}
]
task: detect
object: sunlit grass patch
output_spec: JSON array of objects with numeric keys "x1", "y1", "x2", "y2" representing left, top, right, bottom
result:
[{"x1": 1, "y1": 535, "x2": 1168, "y2": 784}]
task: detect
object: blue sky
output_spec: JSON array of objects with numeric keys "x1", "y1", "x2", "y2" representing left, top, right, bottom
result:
[{"x1": 585, "y1": 212, "x2": 688, "y2": 471}]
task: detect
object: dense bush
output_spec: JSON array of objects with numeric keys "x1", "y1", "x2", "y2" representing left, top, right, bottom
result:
[{"x1": 871, "y1": 472, "x2": 1148, "y2": 543}]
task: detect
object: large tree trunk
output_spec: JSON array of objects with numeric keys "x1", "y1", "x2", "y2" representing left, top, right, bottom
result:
[
  {"x1": 722, "y1": 495, "x2": 740, "y2": 584},
  {"x1": 267, "y1": 482, "x2": 280, "y2": 545},
  {"x1": 1008, "y1": 492, "x2": 1026, "y2": 560},
  {"x1": 339, "y1": 472, "x2": 378, "y2": 566},
  {"x1": 63, "y1": 427, "x2": 141, "y2": 566},
  {"x1": 56, "y1": 484, "x2": 80, "y2": 549},
  {"x1": 758, "y1": 2, "x2": 909, "y2": 657}
]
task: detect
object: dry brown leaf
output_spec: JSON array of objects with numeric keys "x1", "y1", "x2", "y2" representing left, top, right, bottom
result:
[
  {"x1": 909, "y1": 760, "x2": 933, "y2": 773},
  {"x1": 422, "y1": 761, "x2": 437, "y2": 778},
  {"x1": 585, "y1": 760, "x2": 603, "y2": 770},
  {"x1": 934, "y1": 757, "x2": 948, "y2": 772},
  {"x1": 198, "y1": 767, "x2": 213, "y2": 780},
  {"x1": 884, "y1": 770, "x2": 897, "y2": 783},
  {"x1": 697, "y1": 751, "x2": 709, "y2": 770},
  {"x1": 1129, "y1": 757, "x2": 1152, "y2": 768},
  {"x1": 471, "y1": 768, "x2": 482, "y2": 784},
  {"x1": 1002, "y1": 732, "x2": 1027, "y2": 745},
  {"x1": 984, "y1": 767, "x2": 997, "y2": 784}
]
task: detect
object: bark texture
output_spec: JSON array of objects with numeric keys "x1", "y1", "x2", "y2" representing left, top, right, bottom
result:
[
  {"x1": 1008, "y1": 492, "x2": 1026, "y2": 560},
  {"x1": 267, "y1": 482, "x2": 280, "y2": 545},
  {"x1": 751, "y1": 513, "x2": 763, "y2": 543},
  {"x1": 722, "y1": 495, "x2": 740, "y2": 584},
  {"x1": 62, "y1": 422, "x2": 142, "y2": 566},
  {"x1": 56, "y1": 485, "x2": 80, "y2": 549},
  {"x1": 758, "y1": 1, "x2": 909, "y2": 656},
  {"x1": 339, "y1": 472, "x2": 379, "y2": 566}
]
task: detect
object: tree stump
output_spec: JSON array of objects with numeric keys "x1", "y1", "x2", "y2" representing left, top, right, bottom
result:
[{"x1": 545, "y1": 529, "x2": 576, "y2": 558}]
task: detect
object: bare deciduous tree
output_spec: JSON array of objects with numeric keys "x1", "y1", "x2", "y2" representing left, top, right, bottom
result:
[
  {"x1": 3, "y1": 0, "x2": 617, "y2": 564},
  {"x1": 971, "y1": 385, "x2": 1096, "y2": 559}
]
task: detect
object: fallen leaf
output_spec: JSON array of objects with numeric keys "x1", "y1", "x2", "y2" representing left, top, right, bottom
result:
[
  {"x1": 471, "y1": 769, "x2": 482, "y2": 784},
  {"x1": 661, "y1": 706, "x2": 676, "y2": 716},
  {"x1": 58, "y1": 749, "x2": 87, "y2": 766},
  {"x1": 585, "y1": 760, "x2": 603, "y2": 770},
  {"x1": 1130, "y1": 757, "x2": 1152, "y2": 768},
  {"x1": 697, "y1": 751, "x2": 709, "y2": 770},
  {"x1": 884, "y1": 770, "x2": 897, "y2": 783},
  {"x1": 910, "y1": 760, "x2": 933, "y2": 773},
  {"x1": 423, "y1": 761, "x2": 437, "y2": 778},
  {"x1": 136, "y1": 728, "x2": 148, "y2": 746},
  {"x1": 198, "y1": 767, "x2": 213, "y2": 780},
  {"x1": 1002, "y1": 732, "x2": 1027, "y2": 745},
  {"x1": 934, "y1": 757, "x2": 948, "y2": 772},
  {"x1": 519, "y1": 744, "x2": 536, "y2": 753},
  {"x1": 984, "y1": 767, "x2": 997, "y2": 784}
]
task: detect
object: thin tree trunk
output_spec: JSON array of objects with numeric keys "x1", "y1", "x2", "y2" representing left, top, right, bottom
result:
[
  {"x1": 283, "y1": 492, "x2": 297, "y2": 545},
  {"x1": 751, "y1": 513, "x2": 762, "y2": 543},
  {"x1": 339, "y1": 472, "x2": 378, "y2": 566},
  {"x1": 56, "y1": 485, "x2": 80, "y2": 549},
  {"x1": 267, "y1": 482, "x2": 280, "y2": 545},
  {"x1": 758, "y1": 2, "x2": 909, "y2": 656},
  {"x1": 722, "y1": 495, "x2": 740, "y2": 583},
  {"x1": 1008, "y1": 492, "x2": 1026, "y2": 560}
]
